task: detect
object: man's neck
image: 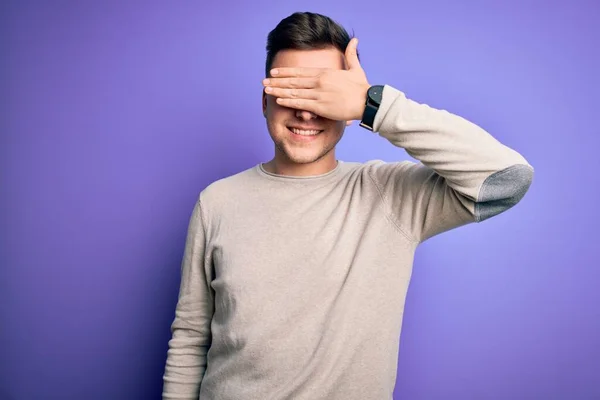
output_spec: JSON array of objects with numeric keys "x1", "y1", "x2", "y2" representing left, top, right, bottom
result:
[{"x1": 263, "y1": 155, "x2": 338, "y2": 177}]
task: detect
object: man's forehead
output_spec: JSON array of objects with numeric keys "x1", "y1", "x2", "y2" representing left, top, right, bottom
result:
[{"x1": 272, "y1": 48, "x2": 346, "y2": 70}]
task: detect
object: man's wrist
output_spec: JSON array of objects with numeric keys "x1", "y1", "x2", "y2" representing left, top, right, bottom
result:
[{"x1": 354, "y1": 83, "x2": 371, "y2": 121}]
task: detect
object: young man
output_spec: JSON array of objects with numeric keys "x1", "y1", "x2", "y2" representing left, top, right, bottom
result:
[{"x1": 162, "y1": 11, "x2": 534, "y2": 400}]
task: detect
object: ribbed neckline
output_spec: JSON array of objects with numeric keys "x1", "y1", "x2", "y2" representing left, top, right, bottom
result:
[{"x1": 255, "y1": 160, "x2": 344, "y2": 183}]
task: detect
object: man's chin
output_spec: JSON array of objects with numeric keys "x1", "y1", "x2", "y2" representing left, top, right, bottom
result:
[
  {"x1": 285, "y1": 154, "x2": 322, "y2": 165},
  {"x1": 274, "y1": 134, "x2": 338, "y2": 165}
]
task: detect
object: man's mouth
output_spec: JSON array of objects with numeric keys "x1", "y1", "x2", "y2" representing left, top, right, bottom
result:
[{"x1": 288, "y1": 127, "x2": 324, "y2": 136}]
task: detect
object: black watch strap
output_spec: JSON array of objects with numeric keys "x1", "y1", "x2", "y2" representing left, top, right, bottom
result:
[{"x1": 359, "y1": 103, "x2": 378, "y2": 131}]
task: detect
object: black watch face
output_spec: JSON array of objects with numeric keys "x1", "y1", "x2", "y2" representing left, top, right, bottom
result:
[{"x1": 368, "y1": 85, "x2": 384, "y2": 105}]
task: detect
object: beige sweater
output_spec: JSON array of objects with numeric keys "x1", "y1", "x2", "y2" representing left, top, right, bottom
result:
[{"x1": 162, "y1": 85, "x2": 534, "y2": 399}]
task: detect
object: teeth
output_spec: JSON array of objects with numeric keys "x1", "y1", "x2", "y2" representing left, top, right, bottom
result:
[{"x1": 291, "y1": 128, "x2": 321, "y2": 136}]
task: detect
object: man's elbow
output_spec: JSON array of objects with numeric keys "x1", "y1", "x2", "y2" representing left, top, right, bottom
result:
[{"x1": 474, "y1": 163, "x2": 534, "y2": 222}]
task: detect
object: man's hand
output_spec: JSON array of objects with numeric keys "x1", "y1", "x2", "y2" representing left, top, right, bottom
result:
[{"x1": 262, "y1": 38, "x2": 371, "y2": 121}]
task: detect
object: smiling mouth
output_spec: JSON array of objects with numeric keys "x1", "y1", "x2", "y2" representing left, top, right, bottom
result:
[{"x1": 288, "y1": 127, "x2": 324, "y2": 136}]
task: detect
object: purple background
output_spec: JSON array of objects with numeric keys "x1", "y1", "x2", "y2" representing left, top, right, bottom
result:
[{"x1": 2, "y1": 1, "x2": 599, "y2": 399}]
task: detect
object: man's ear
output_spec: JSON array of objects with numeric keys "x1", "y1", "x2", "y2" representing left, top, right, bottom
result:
[{"x1": 262, "y1": 90, "x2": 267, "y2": 117}]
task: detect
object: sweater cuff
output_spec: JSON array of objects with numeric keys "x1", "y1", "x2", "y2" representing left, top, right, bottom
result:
[{"x1": 372, "y1": 84, "x2": 403, "y2": 134}]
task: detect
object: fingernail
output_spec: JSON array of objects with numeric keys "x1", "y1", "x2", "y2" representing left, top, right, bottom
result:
[
  {"x1": 263, "y1": 79, "x2": 270, "y2": 85},
  {"x1": 270, "y1": 69, "x2": 279, "y2": 75},
  {"x1": 265, "y1": 87, "x2": 273, "y2": 93}
]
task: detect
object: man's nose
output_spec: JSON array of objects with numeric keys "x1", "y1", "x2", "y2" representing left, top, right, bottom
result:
[{"x1": 295, "y1": 109, "x2": 317, "y2": 120}]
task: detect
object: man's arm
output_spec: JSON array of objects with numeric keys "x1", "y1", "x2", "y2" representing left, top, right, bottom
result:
[
  {"x1": 368, "y1": 85, "x2": 534, "y2": 243},
  {"x1": 163, "y1": 196, "x2": 214, "y2": 399}
]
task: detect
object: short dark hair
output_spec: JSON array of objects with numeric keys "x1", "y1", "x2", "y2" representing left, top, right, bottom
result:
[{"x1": 265, "y1": 12, "x2": 359, "y2": 77}]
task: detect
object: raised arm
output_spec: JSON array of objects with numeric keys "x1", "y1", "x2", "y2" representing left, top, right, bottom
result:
[{"x1": 368, "y1": 85, "x2": 533, "y2": 242}]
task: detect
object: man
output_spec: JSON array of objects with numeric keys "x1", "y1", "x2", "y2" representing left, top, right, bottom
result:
[{"x1": 162, "y1": 11, "x2": 534, "y2": 400}]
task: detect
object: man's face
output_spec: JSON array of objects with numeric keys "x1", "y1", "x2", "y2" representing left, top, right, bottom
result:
[{"x1": 262, "y1": 47, "x2": 350, "y2": 166}]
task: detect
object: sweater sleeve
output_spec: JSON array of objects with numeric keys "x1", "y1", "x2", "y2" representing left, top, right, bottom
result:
[
  {"x1": 367, "y1": 85, "x2": 534, "y2": 243},
  {"x1": 163, "y1": 196, "x2": 214, "y2": 399}
]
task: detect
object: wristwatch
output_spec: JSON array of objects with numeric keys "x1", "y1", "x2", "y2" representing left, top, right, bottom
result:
[{"x1": 359, "y1": 85, "x2": 384, "y2": 131}]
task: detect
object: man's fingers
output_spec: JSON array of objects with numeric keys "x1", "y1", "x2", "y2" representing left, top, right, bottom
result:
[
  {"x1": 269, "y1": 67, "x2": 325, "y2": 77},
  {"x1": 264, "y1": 87, "x2": 319, "y2": 100},
  {"x1": 275, "y1": 97, "x2": 319, "y2": 112},
  {"x1": 263, "y1": 77, "x2": 319, "y2": 88}
]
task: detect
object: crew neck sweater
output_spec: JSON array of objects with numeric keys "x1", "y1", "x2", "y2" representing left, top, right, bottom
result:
[{"x1": 162, "y1": 85, "x2": 534, "y2": 400}]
